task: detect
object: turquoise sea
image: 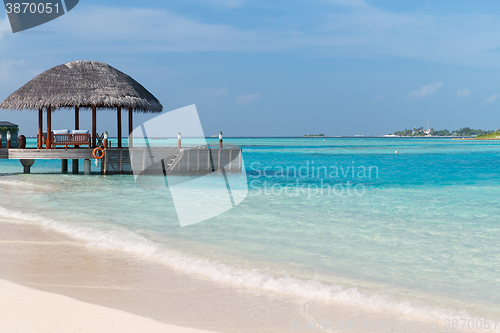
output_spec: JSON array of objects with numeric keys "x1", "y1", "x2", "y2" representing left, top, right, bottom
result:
[{"x1": 1, "y1": 137, "x2": 500, "y2": 322}]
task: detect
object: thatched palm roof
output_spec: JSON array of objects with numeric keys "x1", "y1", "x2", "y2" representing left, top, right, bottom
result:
[{"x1": 0, "y1": 61, "x2": 163, "y2": 113}]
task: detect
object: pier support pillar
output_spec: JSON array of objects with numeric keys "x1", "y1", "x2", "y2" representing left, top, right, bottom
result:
[
  {"x1": 128, "y1": 106, "x2": 133, "y2": 148},
  {"x1": 92, "y1": 105, "x2": 97, "y2": 148},
  {"x1": 72, "y1": 159, "x2": 79, "y2": 174},
  {"x1": 62, "y1": 159, "x2": 68, "y2": 173},
  {"x1": 84, "y1": 159, "x2": 91, "y2": 175},
  {"x1": 20, "y1": 159, "x2": 35, "y2": 174},
  {"x1": 117, "y1": 106, "x2": 122, "y2": 148},
  {"x1": 38, "y1": 107, "x2": 43, "y2": 149},
  {"x1": 46, "y1": 105, "x2": 52, "y2": 149},
  {"x1": 75, "y1": 106, "x2": 80, "y2": 150}
]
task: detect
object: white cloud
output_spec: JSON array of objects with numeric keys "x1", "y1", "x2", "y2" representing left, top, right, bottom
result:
[
  {"x1": 486, "y1": 93, "x2": 500, "y2": 104},
  {"x1": 318, "y1": 2, "x2": 500, "y2": 69},
  {"x1": 4, "y1": 2, "x2": 500, "y2": 69},
  {"x1": 327, "y1": 0, "x2": 367, "y2": 8},
  {"x1": 208, "y1": 0, "x2": 245, "y2": 8},
  {"x1": 0, "y1": 60, "x2": 28, "y2": 84},
  {"x1": 203, "y1": 87, "x2": 228, "y2": 97},
  {"x1": 457, "y1": 89, "x2": 471, "y2": 98},
  {"x1": 42, "y1": 5, "x2": 295, "y2": 53},
  {"x1": 0, "y1": 60, "x2": 45, "y2": 103},
  {"x1": 408, "y1": 83, "x2": 443, "y2": 99},
  {"x1": 236, "y1": 93, "x2": 259, "y2": 105},
  {"x1": 0, "y1": 17, "x2": 11, "y2": 38},
  {"x1": 374, "y1": 95, "x2": 384, "y2": 102}
]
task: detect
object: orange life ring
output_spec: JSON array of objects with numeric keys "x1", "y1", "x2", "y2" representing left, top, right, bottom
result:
[{"x1": 93, "y1": 147, "x2": 105, "y2": 159}]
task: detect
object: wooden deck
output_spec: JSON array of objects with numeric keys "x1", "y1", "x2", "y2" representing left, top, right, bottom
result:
[
  {"x1": 167, "y1": 148, "x2": 243, "y2": 174},
  {"x1": 0, "y1": 147, "x2": 243, "y2": 175},
  {"x1": 6, "y1": 148, "x2": 93, "y2": 160},
  {"x1": 104, "y1": 147, "x2": 243, "y2": 175}
]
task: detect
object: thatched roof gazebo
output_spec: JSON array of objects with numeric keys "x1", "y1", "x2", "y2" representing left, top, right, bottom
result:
[{"x1": 0, "y1": 60, "x2": 163, "y2": 149}]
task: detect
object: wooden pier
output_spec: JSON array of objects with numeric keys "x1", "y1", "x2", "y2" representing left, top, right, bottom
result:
[
  {"x1": 0, "y1": 147, "x2": 243, "y2": 175},
  {"x1": 0, "y1": 61, "x2": 246, "y2": 177},
  {"x1": 105, "y1": 147, "x2": 243, "y2": 175},
  {"x1": 6, "y1": 149, "x2": 93, "y2": 160}
]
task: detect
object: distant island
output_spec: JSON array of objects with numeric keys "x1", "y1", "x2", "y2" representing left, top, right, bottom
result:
[
  {"x1": 389, "y1": 127, "x2": 495, "y2": 137},
  {"x1": 469, "y1": 131, "x2": 500, "y2": 140},
  {"x1": 304, "y1": 134, "x2": 325, "y2": 137}
]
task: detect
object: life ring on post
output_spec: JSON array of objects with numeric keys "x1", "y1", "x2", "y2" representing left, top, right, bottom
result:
[{"x1": 92, "y1": 147, "x2": 105, "y2": 160}]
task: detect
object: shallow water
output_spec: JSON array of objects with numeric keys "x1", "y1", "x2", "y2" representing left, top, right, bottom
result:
[{"x1": 1, "y1": 137, "x2": 500, "y2": 322}]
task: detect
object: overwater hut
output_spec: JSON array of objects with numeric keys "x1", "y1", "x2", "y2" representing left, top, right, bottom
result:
[
  {"x1": 0, "y1": 60, "x2": 163, "y2": 149},
  {"x1": 0, "y1": 121, "x2": 18, "y2": 148},
  {"x1": 0, "y1": 61, "x2": 242, "y2": 175}
]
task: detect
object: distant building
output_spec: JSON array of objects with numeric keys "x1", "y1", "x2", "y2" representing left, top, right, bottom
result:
[
  {"x1": 424, "y1": 120, "x2": 431, "y2": 135},
  {"x1": 0, "y1": 121, "x2": 19, "y2": 147}
]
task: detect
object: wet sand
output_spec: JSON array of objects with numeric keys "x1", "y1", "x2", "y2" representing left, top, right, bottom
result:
[{"x1": 0, "y1": 220, "x2": 466, "y2": 333}]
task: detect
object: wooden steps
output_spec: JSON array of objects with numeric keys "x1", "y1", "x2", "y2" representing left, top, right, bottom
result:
[{"x1": 102, "y1": 147, "x2": 243, "y2": 175}]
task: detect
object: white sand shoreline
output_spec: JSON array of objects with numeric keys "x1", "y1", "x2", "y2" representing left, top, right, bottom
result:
[
  {"x1": 0, "y1": 218, "x2": 477, "y2": 333},
  {"x1": 0, "y1": 278, "x2": 218, "y2": 333}
]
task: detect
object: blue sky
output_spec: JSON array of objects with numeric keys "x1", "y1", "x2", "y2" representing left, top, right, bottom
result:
[{"x1": 1, "y1": 0, "x2": 500, "y2": 136}]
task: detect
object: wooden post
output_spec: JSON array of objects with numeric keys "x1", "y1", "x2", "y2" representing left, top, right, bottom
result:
[
  {"x1": 219, "y1": 131, "x2": 223, "y2": 149},
  {"x1": 20, "y1": 159, "x2": 35, "y2": 174},
  {"x1": 73, "y1": 106, "x2": 80, "y2": 172},
  {"x1": 92, "y1": 105, "x2": 97, "y2": 148},
  {"x1": 6, "y1": 130, "x2": 11, "y2": 149},
  {"x1": 46, "y1": 106, "x2": 52, "y2": 149},
  {"x1": 101, "y1": 153, "x2": 106, "y2": 175},
  {"x1": 128, "y1": 106, "x2": 133, "y2": 148},
  {"x1": 117, "y1": 106, "x2": 122, "y2": 148},
  {"x1": 72, "y1": 159, "x2": 79, "y2": 174},
  {"x1": 178, "y1": 132, "x2": 181, "y2": 149},
  {"x1": 75, "y1": 106, "x2": 80, "y2": 149},
  {"x1": 119, "y1": 151, "x2": 123, "y2": 174},
  {"x1": 62, "y1": 159, "x2": 68, "y2": 173},
  {"x1": 142, "y1": 149, "x2": 146, "y2": 170},
  {"x1": 38, "y1": 107, "x2": 43, "y2": 149},
  {"x1": 75, "y1": 106, "x2": 79, "y2": 130},
  {"x1": 104, "y1": 130, "x2": 108, "y2": 151},
  {"x1": 84, "y1": 159, "x2": 91, "y2": 175},
  {"x1": 239, "y1": 150, "x2": 242, "y2": 172}
]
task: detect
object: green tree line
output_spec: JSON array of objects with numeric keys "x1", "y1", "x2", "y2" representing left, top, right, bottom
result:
[{"x1": 392, "y1": 127, "x2": 494, "y2": 137}]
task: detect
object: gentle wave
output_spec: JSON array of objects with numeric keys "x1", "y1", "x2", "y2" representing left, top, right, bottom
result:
[
  {"x1": 0, "y1": 205, "x2": 487, "y2": 325},
  {"x1": 0, "y1": 179, "x2": 52, "y2": 191}
]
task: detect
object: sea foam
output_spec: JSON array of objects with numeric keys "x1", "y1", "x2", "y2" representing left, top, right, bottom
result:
[{"x1": 0, "y1": 205, "x2": 486, "y2": 325}]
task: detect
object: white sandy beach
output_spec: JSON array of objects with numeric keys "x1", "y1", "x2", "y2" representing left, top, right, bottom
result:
[
  {"x1": 0, "y1": 278, "x2": 217, "y2": 333},
  {"x1": 0, "y1": 219, "x2": 471, "y2": 333}
]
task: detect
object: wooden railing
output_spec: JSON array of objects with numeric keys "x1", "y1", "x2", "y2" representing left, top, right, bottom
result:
[{"x1": 38, "y1": 133, "x2": 91, "y2": 148}]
